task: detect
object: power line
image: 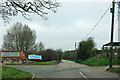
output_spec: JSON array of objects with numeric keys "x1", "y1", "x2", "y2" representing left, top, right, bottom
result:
[{"x1": 83, "y1": 4, "x2": 112, "y2": 40}]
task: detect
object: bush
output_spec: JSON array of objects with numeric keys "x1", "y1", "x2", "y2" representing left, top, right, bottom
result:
[
  {"x1": 41, "y1": 49, "x2": 60, "y2": 61},
  {"x1": 75, "y1": 59, "x2": 83, "y2": 63}
]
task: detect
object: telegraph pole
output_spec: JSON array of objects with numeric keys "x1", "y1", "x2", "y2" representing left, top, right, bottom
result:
[
  {"x1": 75, "y1": 42, "x2": 77, "y2": 60},
  {"x1": 75, "y1": 42, "x2": 77, "y2": 51},
  {"x1": 109, "y1": 0, "x2": 115, "y2": 69}
]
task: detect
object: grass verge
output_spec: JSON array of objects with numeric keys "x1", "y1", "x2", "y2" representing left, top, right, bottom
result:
[
  {"x1": 81, "y1": 56, "x2": 120, "y2": 66},
  {"x1": 107, "y1": 67, "x2": 120, "y2": 74},
  {"x1": 2, "y1": 66, "x2": 32, "y2": 79},
  {"x1": 6, "y1": 60, "x2": 61, "y2": 65},
  {"x1": 66, "y1": 56, "x2": 120, "y2": 66}
]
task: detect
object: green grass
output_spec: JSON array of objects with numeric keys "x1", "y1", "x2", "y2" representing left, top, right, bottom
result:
[
  {"x1": 66, "y1": 59, "x2": 83, "y2": 63},
  {"x1": 2, "y1": 66, "x2": 32, "y2": 79},
  {"x1": 0, "y1": 66, "x2": 2, "y2": 79},
  {"x1": 6, "y1": 60, "x2": 61, "y2": 65},
  {"x1": 66, "y1": 56, "x2": 120, "y2": 66},
  {"x1": 82, "y1": 56, "x2": 120, "y2": 66},
  {"x1": 67, "y1": 59, "x2": 76, "y2": 61},
  {"x1": 75, "y1": 59, "x2": 84, "y2": 63},
  {"x1": 109, "y1": 67, "x2": 120, "y2": 73}
]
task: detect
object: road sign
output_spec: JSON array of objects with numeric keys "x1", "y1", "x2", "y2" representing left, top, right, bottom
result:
[
  {"x1": 28, "y1": 55, "x2": 42, "y2": 59},
  {"x1": 2, "y1": 52, "x2": 20, "y2": 57},
  {"x1": 0, "y1": 51, "x2": 26, "y2": 61}
]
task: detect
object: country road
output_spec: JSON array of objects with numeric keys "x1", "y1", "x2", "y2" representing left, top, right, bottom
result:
[{"x1": 5, "y1": 60, "x2": 119, "y2": 80}]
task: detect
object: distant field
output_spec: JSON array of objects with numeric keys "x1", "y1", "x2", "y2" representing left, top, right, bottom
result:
[{"x1": 2, "y1": 66, "x2": 32, "y2": 79}]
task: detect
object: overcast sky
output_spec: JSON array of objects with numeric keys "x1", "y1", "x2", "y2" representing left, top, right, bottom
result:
[{"x1": 0, "y1": 0, "x2": 119, "y2": 51}]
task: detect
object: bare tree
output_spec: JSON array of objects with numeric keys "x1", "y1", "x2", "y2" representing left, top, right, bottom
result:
[
  {"x1": 2, "y1": 22, "x2": 36, "y2": 52},
  {"x1": 31, "y1": 42, "x2": 45, "y2": 52},
  {"x1": 0, "y1": 0, "x2": 60, "y2": 23}
]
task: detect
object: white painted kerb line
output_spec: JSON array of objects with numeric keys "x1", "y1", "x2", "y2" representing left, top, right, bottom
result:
[
  {"x1": 79, "y1": 72, "x2": 89, "y2": 80},
  {"x1": 32, "y1": 74, "x2": 35, "y2": 79},
  {"x1": 72, "y1": 65, "x2": 89, "y2": 80}
]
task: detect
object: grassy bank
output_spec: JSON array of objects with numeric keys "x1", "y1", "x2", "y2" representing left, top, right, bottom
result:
[
  {"x1": 81, "y1": 56, "x2": 120, "y2": 66},
  {"x1": 2, "y1": 66, "x2": 32, "y2": 79},
  {"x1": 6, "y1": 60, "x2": 61, "y2": 65},
  {"x1": 67, "y1": 56, "x2": 120, "y2": 74},
  {"x1": 67, "y1": 56, "x2": 120, "y2": 66},
  {"x1": 108, "y1": 67, "x2": 120, "y2": 74}
]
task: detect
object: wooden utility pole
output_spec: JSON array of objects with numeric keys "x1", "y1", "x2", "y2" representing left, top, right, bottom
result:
[
  {"x1": 109, "y1": 0, "x2": 115, "y2": 69},
  {"x1": 75, "y1": 42, "x2": 77, "y2": 60},
  {"x1": 75, "y1": 42, "x2": 77, "y2": 51}
]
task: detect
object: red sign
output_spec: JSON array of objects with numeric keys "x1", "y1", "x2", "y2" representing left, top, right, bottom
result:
[{"x1": 0, "y1": 50, "x2": 26, "y2": 61}]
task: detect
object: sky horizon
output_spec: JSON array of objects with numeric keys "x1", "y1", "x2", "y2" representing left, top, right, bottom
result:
[{"x1": 0, "y1": 1, "x2": 119, "y2": 51}]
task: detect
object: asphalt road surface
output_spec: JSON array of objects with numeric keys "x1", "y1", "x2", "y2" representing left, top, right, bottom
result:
[{"x1": 5, "y1": 60, "x2": 119, "y2": 80}]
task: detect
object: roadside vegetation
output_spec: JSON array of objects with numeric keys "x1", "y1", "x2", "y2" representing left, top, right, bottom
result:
[
  {"x1": 108, "y1": 67, "x2": 120, "y2": 74},
  {"x1": 62, "y1": 37, "x2": 120, "y2": 67},
  {"x1": 66, "y1": 55, "x2": 120, "y2": 74},
  {"x1": 1, "y1": 22, "x2": 63, "y2": 63},
  {"x1": 66, "y1": 55, "x2": 120, "y2": 66},
  {"x1": 62, "y1": 37, "x2": 98, "y2": 61},
  {"x1": 75, "y1": 56, "x2": 120, "y2": 66},
  {"x1": 2, "y1": 66, "x2": 32, "y2": 79},
  {"x1": 6, "y1": 60, "x2": 61, "y2": 65},
  {"x1": 62, "y1": 37, "x2": 120, "y2": 74}
]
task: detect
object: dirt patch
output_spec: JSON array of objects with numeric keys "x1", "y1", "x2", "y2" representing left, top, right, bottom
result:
[{"x1": 91, "y1": 65, "x2": 120, "y2": 75}]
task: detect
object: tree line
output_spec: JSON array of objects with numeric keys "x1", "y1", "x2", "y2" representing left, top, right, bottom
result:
[
  {"x1": 2, "y1": 22, "x2": 119, "y2": 62},
  {"x1": 2, "y1": 22, "x2": 62, "y2": 61},
  {"x1": 62, "y1": 37, "x2": 97, "y2": 60},
  {"x1": 0, "y1": 0, "x2": 61, "y2": 62},
  {"x1": 62, "y1": 37, "x2": 120, "y2": 60}
]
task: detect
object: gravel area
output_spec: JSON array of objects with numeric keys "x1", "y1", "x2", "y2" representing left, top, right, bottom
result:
[{"x1": 92, "y1": 65, "x2": 120, "y2": 70}]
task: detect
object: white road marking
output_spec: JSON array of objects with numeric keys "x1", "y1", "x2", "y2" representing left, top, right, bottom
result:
[
  {"x1": 72, "y1": 65, "x2": 89, "y2": 80},
  {"x1": 79, "y1": 72, "x2": 89, "y2": 80},
  {"x1": 32, "y1": 74, "x2": 35, "y2": 79}
]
